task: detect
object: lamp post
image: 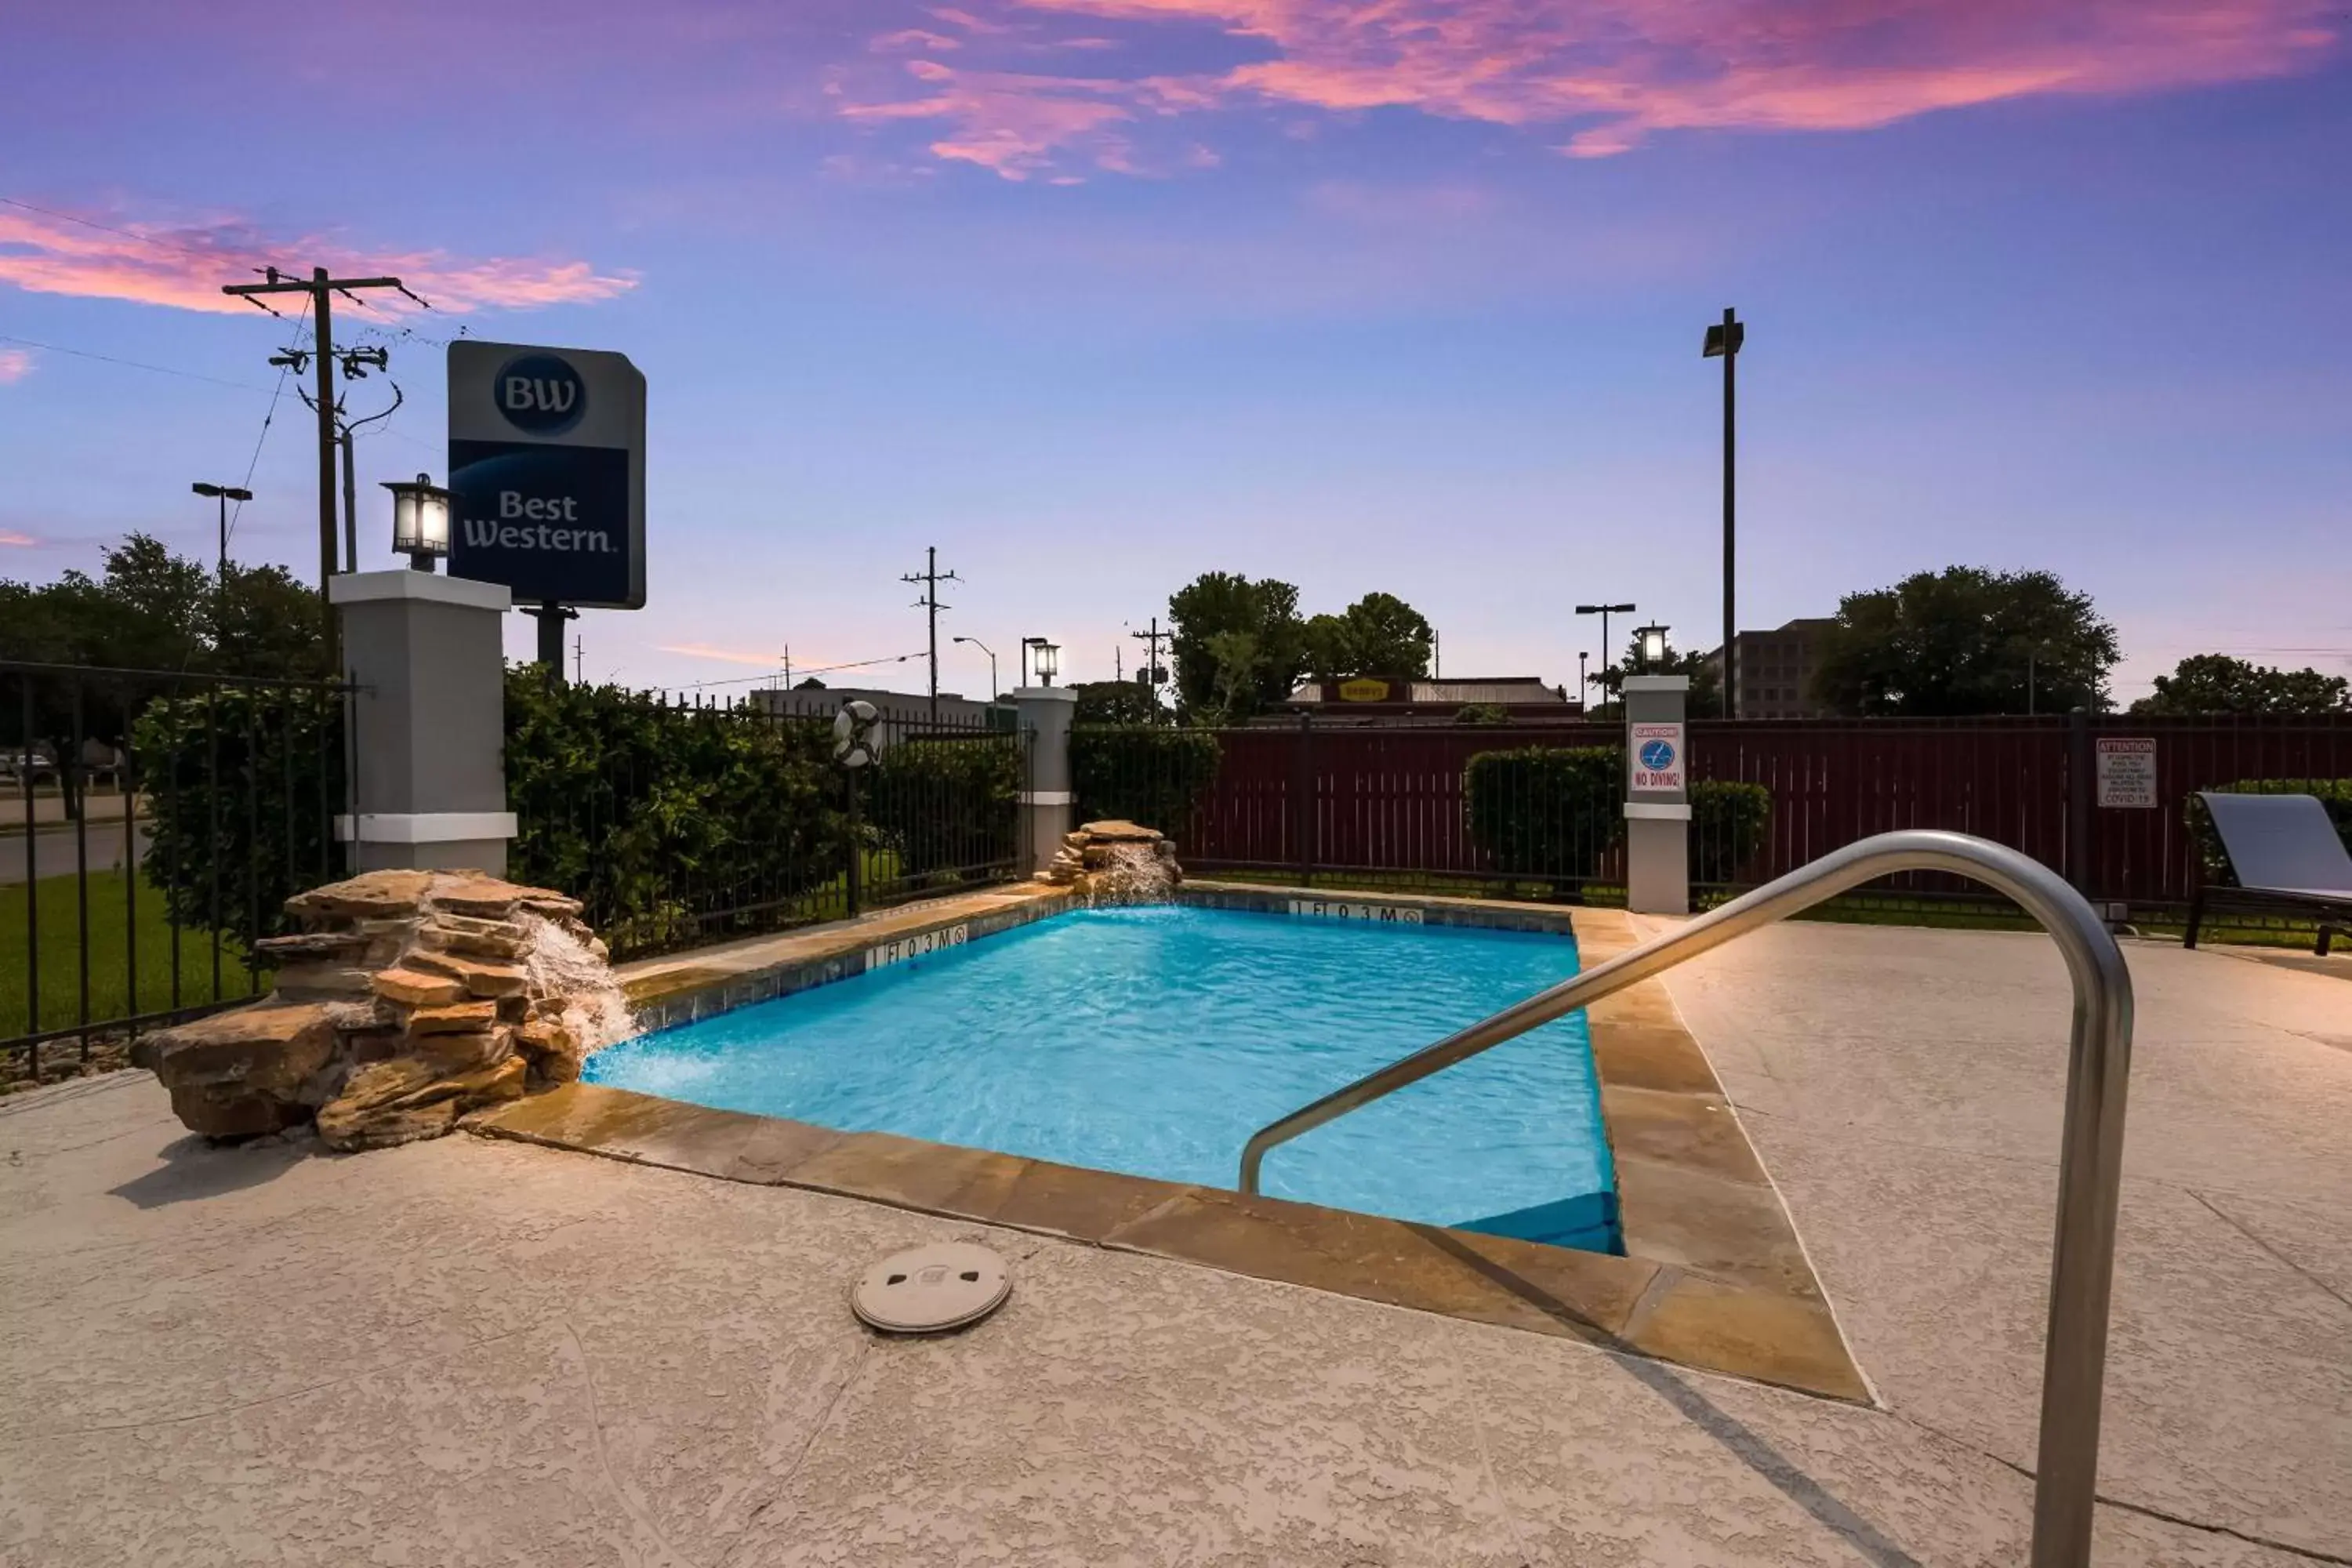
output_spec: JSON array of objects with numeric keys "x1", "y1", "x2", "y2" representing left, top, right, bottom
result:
[
  {"x1": 191, "y1": 482, "x2": 253, "y2": 579},
  {"x1": 1703, "y1": 307, "x2": 1744, "y2": 717},
  {"x1": 1020, "y1": 636, "x2": 1051, "y2": 688},
  {"x1": 1033, "y1": 641, "x2": 1062, "y2": 688},
  {"x1": 1578, "y1": 650, "x2": 1588, "y2": 711},
  {"x1": 1635, "y1": 623, "x2": 1669, "y2": 673},
  {"x1": 1575, "y1": 603, "x2": 1635, "y2": 683},
  {"x1": 380, "y1": 473, "x2": 450, "y2": 572},
  {"x1": 953, "y1": 635, "x2": 999, "y2": 702}
]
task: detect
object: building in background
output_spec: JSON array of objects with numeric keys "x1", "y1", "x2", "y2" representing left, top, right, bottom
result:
[
  {"x1": 1275, "y1": 676, "x2": 1583, "y2": 725},
  {"x1": 1706, "y1": 618, "x2": 1838, "y2": 718},
  {"x1": 748, "y1": 685, "x2": 1009, "y2": 735}
]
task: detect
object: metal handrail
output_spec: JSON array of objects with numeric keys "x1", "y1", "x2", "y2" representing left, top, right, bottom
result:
[{"x1": 1238, "y1": 830, "x2": 2133, "y2": 1568}]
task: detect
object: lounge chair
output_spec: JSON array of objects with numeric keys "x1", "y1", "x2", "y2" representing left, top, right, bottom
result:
[{"x1": 2185, "y1": 791, "x2": 2352, "y2": 956}]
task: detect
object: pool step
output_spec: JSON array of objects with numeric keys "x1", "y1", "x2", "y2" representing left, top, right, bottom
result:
[{"x1": 1455, "y1": 1190, "x2": 1621, "y2": 1256}]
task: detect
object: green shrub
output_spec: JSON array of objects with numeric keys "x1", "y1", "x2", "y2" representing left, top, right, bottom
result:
[
  {"x1": 867, "y1": 736, "x2": 1021, "y2": 880},
  {"x1": 1073, "y1": 725, "x2": 1221, "y2": 834},
  {"x1": 1454, "y1": 703, "x2": 1511, "y2": 725},
  {"x1": 1464, "y1": 746, "x2": 1624, "y2": 880},
  {"x1": 131, "y1": 684, "x2": 346, "y2": 950},
  {"x1": 502, "y1": 674, "x2": 846, "y2": 954},
  {"x1": 1692, "y1": 779, "x2": 1772, "y2": 884},
  {"x1": 2185, "y1": 778, "x2": 2352, "y2": 885}
]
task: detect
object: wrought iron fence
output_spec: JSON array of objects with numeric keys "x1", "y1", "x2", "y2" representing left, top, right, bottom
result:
[
  {"x1": 507, "y1": 689, "x2": 1024, "y2": 962},
  {"x1": 2, "y1": 659, "x2": 353, "y2": 1084}
]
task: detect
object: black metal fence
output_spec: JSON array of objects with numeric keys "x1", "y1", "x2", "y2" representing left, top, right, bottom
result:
[
  {"x1": 508, "y1": 690, "x2": 1025, "y2": 962},
  {"x1": 3, "y1": 660, "x2": 352, "y2": 1084}
]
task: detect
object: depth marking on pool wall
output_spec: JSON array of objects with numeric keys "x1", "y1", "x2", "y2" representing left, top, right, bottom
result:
[
  {"x1": 866, "y1": 924, "x2": 971, "y2": 971},
  {"x1": 1287, "y1": 899, "x2": 1425, "y2": 924}
]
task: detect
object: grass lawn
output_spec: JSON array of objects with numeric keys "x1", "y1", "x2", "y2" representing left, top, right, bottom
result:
[{"x1": 1, "y1": 871, "x2": 265, "y2": 1044}]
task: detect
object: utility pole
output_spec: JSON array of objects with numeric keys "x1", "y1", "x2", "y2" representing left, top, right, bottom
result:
[
  {"x1": 575, "y1": 634, "x2": 584, "y2": 688},
  {"x1": 900, "y1": 546, "x2": 960, "y2": 724},
  {"x1": 222, "y1": 267, "x2": 424, "y2": 666},
  {"x1": 1703, "y1": 307, "x2": 1745, "y2": 717},
  {"x1": 1129, "y1": 618, "x2": 1170, "y2": 713},
  {"x1": 1578, "y1": 650, "x2": 1588, "y2": 710}
]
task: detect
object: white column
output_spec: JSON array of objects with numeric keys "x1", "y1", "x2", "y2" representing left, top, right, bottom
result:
[
  {"x1": 331, "y1": 572, "x2": 517, "y2": 876},
  {"x1": 1012, "y1": 686, "x2": 1077, "y2": 877},
  {"x1": 1622, "y1": 674, "x2": 1690, "y2": 916}
]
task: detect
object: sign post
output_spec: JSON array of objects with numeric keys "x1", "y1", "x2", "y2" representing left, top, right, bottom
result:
[
  {"x1": 1623, "y1": 675, "x2": 1691, "y2": 915},
  {"x1": 447, "y1": 341, "x2": 647, "y2": 683}
]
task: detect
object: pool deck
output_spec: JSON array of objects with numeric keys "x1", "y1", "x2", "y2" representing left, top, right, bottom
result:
[{"x1": 3, "y1": 915, "x2": 2347, "y2": 1564}]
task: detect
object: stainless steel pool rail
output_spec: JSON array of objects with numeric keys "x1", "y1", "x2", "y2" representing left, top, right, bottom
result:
[{"x1": 1237, "y1": 831, "x2": 2134, "y2": 1568}]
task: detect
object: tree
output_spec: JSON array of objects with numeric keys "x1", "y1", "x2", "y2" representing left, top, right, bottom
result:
[
  {"x1": 1588, "y1": 645, "x2": 1722, "y2": 718},
  {"x1": 1073, "y1": 679, "x2": 1167, "y2": 726},
  {"x1": 1167, "y1": 572, "x2": 1305, "y2": 724},
  {"x1": 0, "y1": 533, "x2": 325, "y2": 678},
  {"x1": 2131, "y1": 654, "x2": 2350, "y2": 715},
  {"x1": 1811, "y1": 567, "x2": 2119, "y2": 717},
  {"x1": 1305, "y1": 592, "x2": 1433, "y2": 681}
]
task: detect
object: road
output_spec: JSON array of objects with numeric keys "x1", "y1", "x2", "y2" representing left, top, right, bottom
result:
[{"x1": 0, "y1": 822, "x2": 154, "y2": 887}]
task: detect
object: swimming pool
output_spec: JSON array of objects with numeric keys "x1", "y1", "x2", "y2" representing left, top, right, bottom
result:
[{"x1": 589, "y1": 904, "x2": 1618, "y2": 1251}]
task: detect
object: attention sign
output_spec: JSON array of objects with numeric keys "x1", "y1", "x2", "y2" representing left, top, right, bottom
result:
[
  {"x1": 448, "y1": 341, "x2": 647, "y2": 609},
  {"x1": 1629, "y1": 722, "x2": 1686, "y2": 792},
  {"x1": 2095, "y1": 737, "x2": 2158, "y2": 808}
]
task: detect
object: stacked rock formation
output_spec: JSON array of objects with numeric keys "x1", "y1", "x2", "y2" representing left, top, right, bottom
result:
[
  {"x1": 133, "y1": 869, "x2": 624, "y2": 1151},
  {"x1": 1038, "y1": 819, "x2": 1181, "y2": 901}
]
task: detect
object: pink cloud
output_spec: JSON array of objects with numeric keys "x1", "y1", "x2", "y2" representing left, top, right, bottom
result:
[
  {"x1": 656, "y1": 642, "x2": 800, "y2": 667},
  {"x1": 844, "y1": 0, "x2": 2340, "y2": 172},
  {"x1": 0, "y1": 205, "x2": 637, "y2": 318},
  {"x1": 874, "y1": 27, "x2": 961, "y2": 50},
  {"x1": 0, "y1": 347, "x2": 32, "y2": 384},
  {"x1": 0, "y1": 530, "x2": 37, "y2": 546},
  {"x1": 844, "y1": 61, "x2": 1139, "y2": 177}
]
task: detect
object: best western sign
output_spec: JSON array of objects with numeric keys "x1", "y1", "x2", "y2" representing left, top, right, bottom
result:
[{"x1": 447, "y1": 341, "x2": 647, "y2": 609}]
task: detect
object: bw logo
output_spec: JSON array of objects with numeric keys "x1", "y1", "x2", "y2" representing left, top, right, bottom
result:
[{"x1": 495, "y1": 353, "x2": 587, "y2": 437}]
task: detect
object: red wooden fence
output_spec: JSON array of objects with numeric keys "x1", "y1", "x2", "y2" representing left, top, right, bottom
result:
[{"x1": 1171, "y1": 713, "x2": 2352, "y2": 909}]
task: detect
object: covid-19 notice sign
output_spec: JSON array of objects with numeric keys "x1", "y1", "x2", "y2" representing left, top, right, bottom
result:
[{"x1": 448, "y1": 341, "x2": 646, "y2": 609}]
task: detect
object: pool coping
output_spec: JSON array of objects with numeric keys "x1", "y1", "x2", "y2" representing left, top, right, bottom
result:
[{"x1": 466, "y1": 880, "x2": 1867, "y2": 1403}]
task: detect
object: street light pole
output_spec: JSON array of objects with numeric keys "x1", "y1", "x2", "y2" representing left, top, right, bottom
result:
[
  {"x1": 953, "y1": 636, "x2": 998, "y2": 702},
  {"x1": 1704, "y1": 307, "x2": 1745, "y2": 717},
  {"x1": 191, "y1": 482, "x2": 253, "y2": 579},
  {"x1": 1578, "y1": 650, "x2": 1588, "y2": 711},
  {"x1": 1574, "y1": 603, "x2": 1636, "y2": 691}
]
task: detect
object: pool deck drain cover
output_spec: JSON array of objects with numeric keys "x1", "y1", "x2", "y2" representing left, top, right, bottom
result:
[{"x1": 853, "y1": 1243, "x2": 1012, "y2": 1334}]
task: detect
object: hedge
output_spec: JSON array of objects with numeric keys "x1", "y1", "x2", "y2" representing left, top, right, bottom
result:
[
  {"x1": 1692, "y1": 779, "x2": 1773, "y2": 885},
  {"x1": 131, "y1": 684, "x2": 347, "y2": 951},
  {"x1": 2185, "y1": 778, "x2": 2352, "y2": 885},
  {"x1": 1464, "y1": 746, "x2": 1623, "y2": 880},
  {"x1": 1465, "y1": 748, "x2": 1776, "y2": 887},
  {"x1": 1073, "y1": 725, "x2": 1221, "y2": 836},
  {"x1": 501, "y1": 674, "x2": 848, "y2": 954},
  {"x1": 867, "y1": 737, "x2": 1021, "y2": 881}
]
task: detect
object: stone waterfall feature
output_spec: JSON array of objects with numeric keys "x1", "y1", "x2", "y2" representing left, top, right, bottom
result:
[
  {"x1": 1039, "y1": 819, "x2": 1181, "y2": 902},
  {"x1": 132, "y1": 869, "x2": 634, "y2": 1151}
]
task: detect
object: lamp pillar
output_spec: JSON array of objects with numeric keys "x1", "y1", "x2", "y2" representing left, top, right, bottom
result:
[
  {"x1": 1012, "y1": 684, "x2": 1077, "y2": 877},
  {"x1": 1623, "y1": 673, "x2": 1690, "y2": 916},
  {"x1": 331, "y1": 572, "x2": 517, "y2": 876}
]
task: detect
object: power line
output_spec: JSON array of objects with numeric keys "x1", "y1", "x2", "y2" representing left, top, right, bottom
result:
[
  {"x1": 665, "y1": 651, "x2": 928, "y2": 692},
  {"x1": 227, "y1": 318, "x2": 310, "y2": 554},
  {"x1": 0, "y1": 194, "x2": 289, "y2": 269},
  {"x1": 0, "y1": 334, "x2": 285, "y2": 395}
]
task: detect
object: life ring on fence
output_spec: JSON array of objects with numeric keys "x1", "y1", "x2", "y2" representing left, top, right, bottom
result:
[{"x1": 833, "y1": 700, "x2": 880, "y2": 768}]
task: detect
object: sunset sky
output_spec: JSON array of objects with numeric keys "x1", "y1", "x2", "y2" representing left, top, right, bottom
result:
[{"x1": 5, "y1": 0, "x2": 2347, "y2": 700}]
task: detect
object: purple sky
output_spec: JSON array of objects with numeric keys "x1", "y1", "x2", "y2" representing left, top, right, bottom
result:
[{"x1": 5, "y1": 0, "x2": 2347, "y2": 701}]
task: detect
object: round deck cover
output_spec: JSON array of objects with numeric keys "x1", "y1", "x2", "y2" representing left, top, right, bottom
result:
[{"x1": 852, "y1": 1242, "x2": 1012, "y2": 1334}]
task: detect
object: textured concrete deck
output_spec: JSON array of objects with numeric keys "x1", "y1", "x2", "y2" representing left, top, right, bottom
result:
[{"x1": 2, "y1": 923, "x2": 2345, "y2": 1566}]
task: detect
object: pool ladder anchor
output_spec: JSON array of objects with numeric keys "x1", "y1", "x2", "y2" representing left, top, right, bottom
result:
[{"x1": 1238, "y1": 830, "x2": 2133, "y2": 1568}]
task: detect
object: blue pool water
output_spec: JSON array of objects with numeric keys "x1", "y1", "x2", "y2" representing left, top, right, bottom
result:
[{"x1": 590, "y1": 906, "x2": 1617, "y2": 1250}]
